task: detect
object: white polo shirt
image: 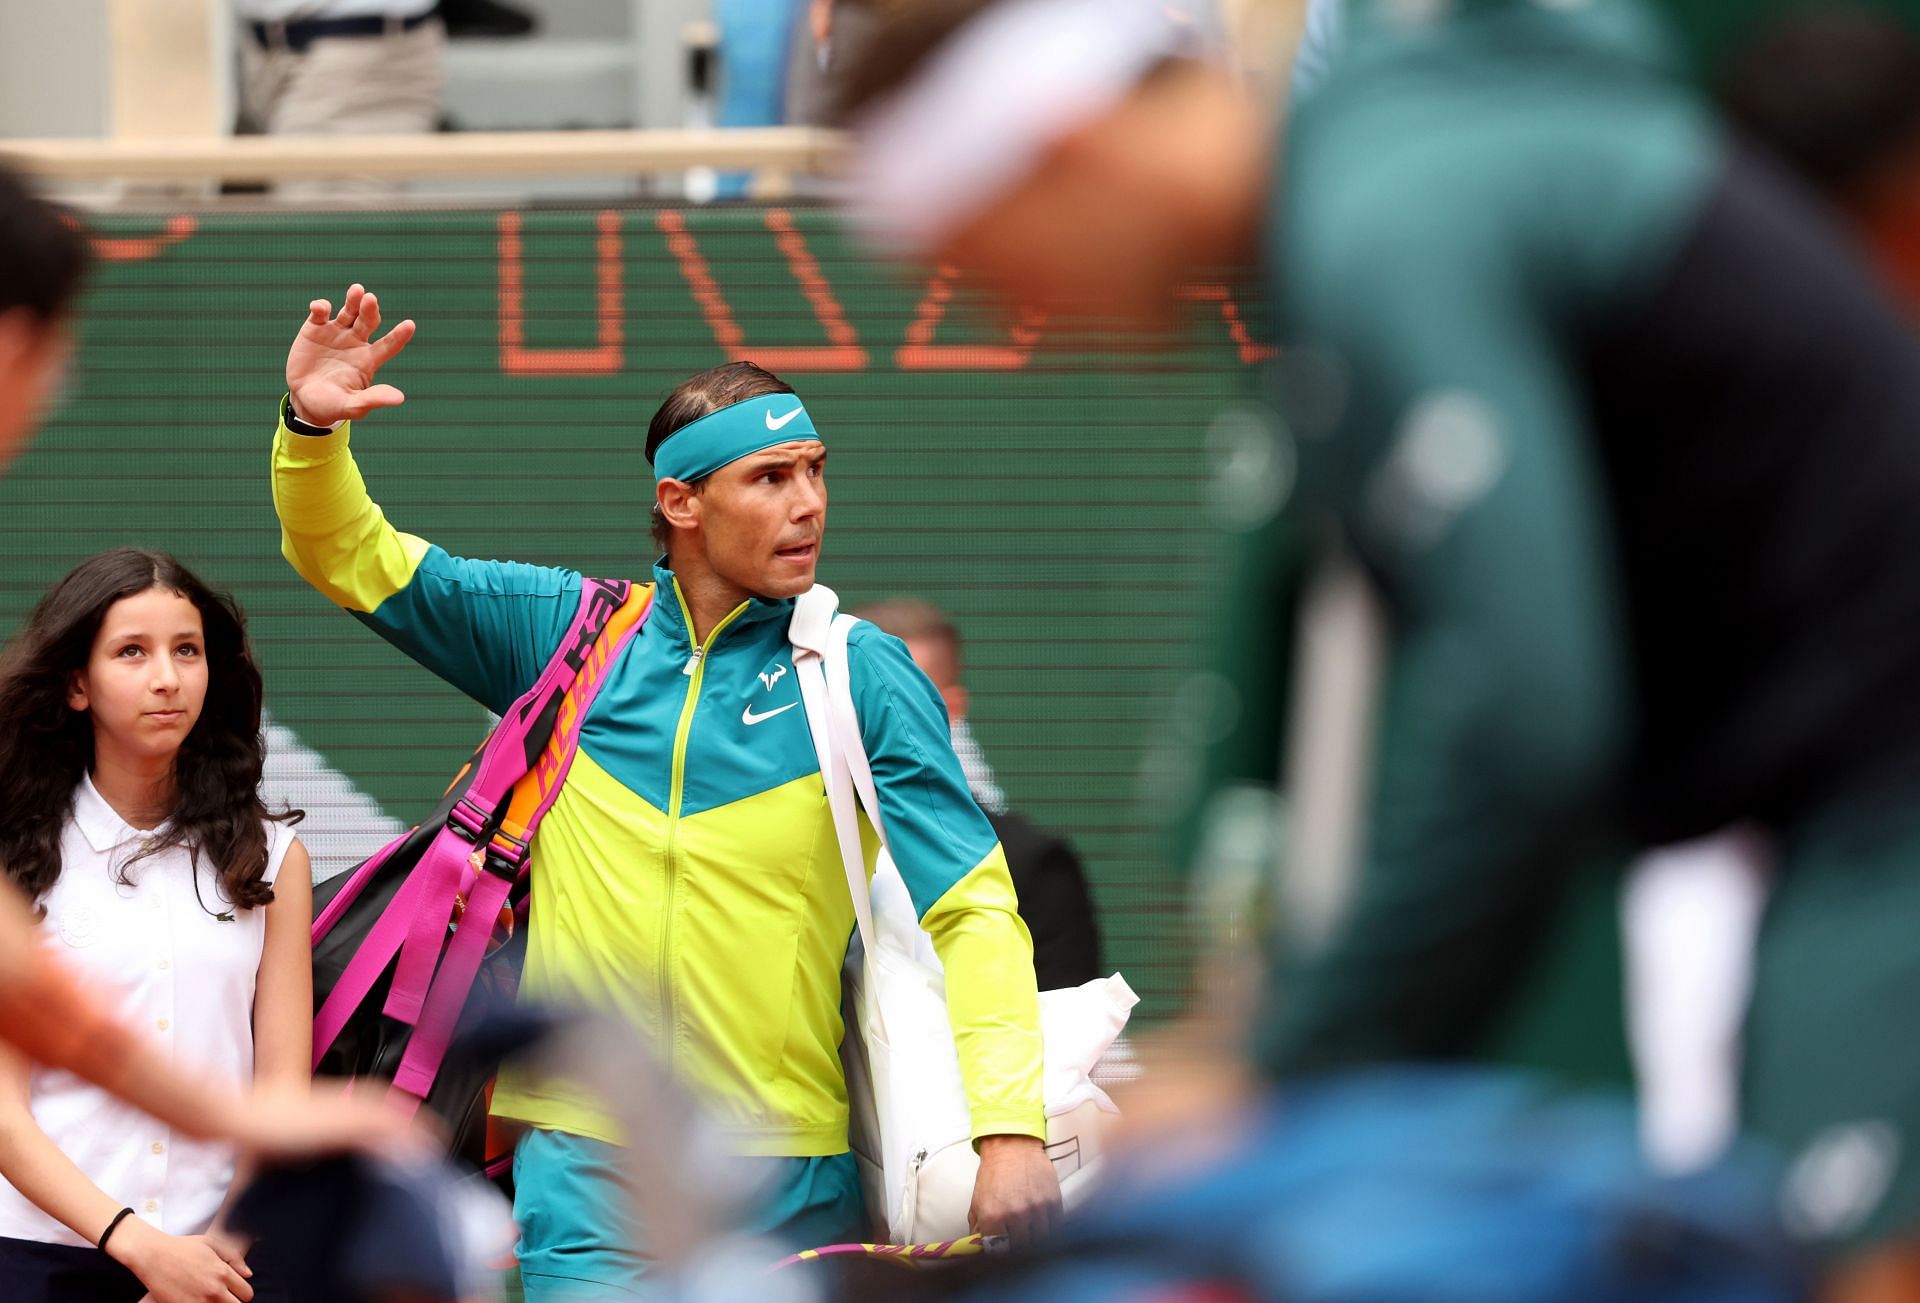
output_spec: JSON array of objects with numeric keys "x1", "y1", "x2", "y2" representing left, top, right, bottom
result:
[{"x1": 0, "y1": 774, "x2": 293, "y2": 1246}]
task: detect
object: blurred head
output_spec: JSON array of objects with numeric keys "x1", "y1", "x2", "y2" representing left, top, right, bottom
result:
[
  {"x1": 0, "y1": 548, "x2": 285, "y2": 909},
  {"x1": 647, "y1": 363, "x2": 828, "y2": 602},
  {"x1": 853, "y1": 597, "x2": 968, "y2": 720},
  {"x1": 0, "y1": 165, "x2": 87, "y2": 471},
  {"x1": 1718, "y1": 6, "x2": 1920, "y2": 312},
  {"x1": 837, "y1": 0, "x2": 1266, "y2": 324}
]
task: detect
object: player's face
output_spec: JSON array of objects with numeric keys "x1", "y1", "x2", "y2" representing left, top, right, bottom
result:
[
  {"x1": 696, "y1": 441, "x2": 828, "y2": 600},
  {"x1": 67, "y1": 587, "x2": 209, "y2": 768},
  {"x1": 0, "y1": 312, "x2": 69, "y2": 474}
]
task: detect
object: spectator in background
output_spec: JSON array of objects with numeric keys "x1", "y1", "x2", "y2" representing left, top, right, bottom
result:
[
  {"x1": 434, "y1": 0, "x2": 534, "y2": 39},
  {"x1": 855, "y1": 598, "x2": 1103, "y2": 990},
  {"x1": 787, "y1": 0, "x2": 893, "y2": 126},
  {"x1": 235, "y1": 0, "x2": 446, "y2": 196}
]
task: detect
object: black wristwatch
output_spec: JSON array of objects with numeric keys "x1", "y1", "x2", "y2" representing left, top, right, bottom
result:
[{"x1": 282, "y1": 393, "x2": 338, "y2": 437}]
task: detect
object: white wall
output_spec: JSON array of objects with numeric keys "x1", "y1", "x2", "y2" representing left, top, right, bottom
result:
[{"x1": 0, "y1": 1, "x2": 111, "y2": 139}]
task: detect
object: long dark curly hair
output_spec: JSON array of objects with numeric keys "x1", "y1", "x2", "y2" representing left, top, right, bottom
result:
[{"x1": 0, "y1": 548, "x2": 300, "y2": 911}]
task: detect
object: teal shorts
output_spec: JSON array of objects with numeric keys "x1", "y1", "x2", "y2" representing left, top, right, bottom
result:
[{"x1": 512, "y1": 1128, "x2": 864, "y2": 1300}]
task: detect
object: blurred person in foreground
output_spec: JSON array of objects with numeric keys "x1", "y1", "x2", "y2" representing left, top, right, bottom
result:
[
  {"x1": 838, "y1": 0, "x2": 1920, "y2": 1294},
  {"x1": 0, "y1": 161, "x2": 423, "y2": 1226},
  {"x1": 854, "y1": 597, "x2": 1103, "y2": 990}
]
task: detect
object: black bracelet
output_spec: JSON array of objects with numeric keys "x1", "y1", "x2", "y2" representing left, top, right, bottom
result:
[{"x1": 96, "y1": 1205, "x2": 136, "y2": 1254}]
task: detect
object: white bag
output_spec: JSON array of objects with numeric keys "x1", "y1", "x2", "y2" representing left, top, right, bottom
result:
[{"x1": 790, "y1": 586, "x2": 1137, "y2": 1243}]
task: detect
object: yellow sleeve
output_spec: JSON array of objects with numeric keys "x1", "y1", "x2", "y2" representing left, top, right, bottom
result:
[
  {"x1": 270, "y1": 396, "x2": 431, "y2": 614},
  {"x1": 921, "y1": 847, "x2": 1048, "y2": 1143}
]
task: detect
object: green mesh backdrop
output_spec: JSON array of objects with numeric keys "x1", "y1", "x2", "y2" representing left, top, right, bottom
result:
[{"x1": 0, "y1": 203, "x2": 1270, "y2": 1022}]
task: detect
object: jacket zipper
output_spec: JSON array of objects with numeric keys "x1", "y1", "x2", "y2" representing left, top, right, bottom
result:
[{"x1": 657, "y1": 585, "x2": 748, "y2": 1072}]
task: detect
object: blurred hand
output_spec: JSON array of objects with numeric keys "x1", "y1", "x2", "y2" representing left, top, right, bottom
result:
[
  {"x1": 286, "y1": 283, "x2": 415, "y2": 427},
  {"x1": 968, "y1": 1133, "x2": 1063, "y2": 1250},
  {"x1": 223, "y1": 1078, "x2": 433, "y2": 1167},
  {"x1": 111, "y1": 1220, "x2": 253, "y2": 1303}
]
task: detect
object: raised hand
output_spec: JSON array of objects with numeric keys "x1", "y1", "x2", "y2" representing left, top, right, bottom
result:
[{"x1": 285, "y1": 283, "x2": 416, "y2": 428}]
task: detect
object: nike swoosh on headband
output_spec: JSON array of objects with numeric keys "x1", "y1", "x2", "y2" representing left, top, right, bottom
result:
[{"x1": 654, "y1": 394, "x2": 821, "y2": 484}]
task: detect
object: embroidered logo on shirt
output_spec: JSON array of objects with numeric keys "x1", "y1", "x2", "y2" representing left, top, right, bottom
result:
[
  {"x1": 57, "y1": 904, "x2": 100, "y2": 948},
  {"x1": 759, "y1": 664, "x2": 789, "y2": 692}
]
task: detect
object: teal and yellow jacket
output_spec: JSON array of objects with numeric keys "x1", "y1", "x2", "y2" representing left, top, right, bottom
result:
[{"x1": 270, "y1": 405, "x2": 1045, "y2": 1155}]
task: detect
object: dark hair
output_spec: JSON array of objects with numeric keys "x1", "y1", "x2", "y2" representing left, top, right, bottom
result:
[
  {"x1": 1718, "y1": 7, "x2": 1920, "y2": 200},
  {"x1": 0, "y1": 163, "x2": 88, "y2": 323},
  {"x1": 645, "y1": 361, "x2": 796, "y2": 552},
  {"x1": 827, "y1": 0, "x2": 999, "y2": 125},
  {"x1": 0, "y1": 548, "x2": 298, "y2": 912}
]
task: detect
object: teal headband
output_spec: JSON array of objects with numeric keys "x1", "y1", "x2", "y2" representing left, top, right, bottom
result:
[{"x1": 652, "y1": 394, "x2": 822, "y2": 484}]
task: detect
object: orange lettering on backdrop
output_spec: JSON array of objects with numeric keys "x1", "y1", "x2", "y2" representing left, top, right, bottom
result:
[
  {"x1": 88, "y1": 215, "x2": 198, "y2": 263},
  {"x1": 498, "y1": 210, "x2": 624, "y2": 376},
  {"x1": 657, "y1": 208, "x2": 867, "y2": 371},
  {"x1": 895, "y1": 265, "x2": 1045, "y2": 371},
  {"x1": 1177, "y1": 283, "x2": 1277, "y2": 364}
]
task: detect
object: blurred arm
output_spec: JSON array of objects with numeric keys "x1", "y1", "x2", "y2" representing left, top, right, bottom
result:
[{"x1": 0, "y1": 882, "x2": 248, "y2": 1142}]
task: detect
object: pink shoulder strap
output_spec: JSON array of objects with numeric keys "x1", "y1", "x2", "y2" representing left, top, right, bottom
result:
[{"x1": 313, "y1": 578, "x2": 653, "y2": 1098}]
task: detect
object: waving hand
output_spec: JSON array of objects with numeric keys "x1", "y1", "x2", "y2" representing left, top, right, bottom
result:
[{"x1": 285, "y1": 283, "x2": 416, "y2": 427}]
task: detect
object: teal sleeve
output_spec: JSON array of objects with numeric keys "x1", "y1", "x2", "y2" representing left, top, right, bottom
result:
[
  {"x1": 845, "y1": 624, "x2": 1001, "y2": 915},
  {"x1": 356, "y1": 547, "x2": 583, "y2": 717}
]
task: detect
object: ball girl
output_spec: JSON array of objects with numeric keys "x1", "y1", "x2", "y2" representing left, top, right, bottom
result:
[{"x1": 0, "y1": 548, "x2": 312, "y2": 1303}]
